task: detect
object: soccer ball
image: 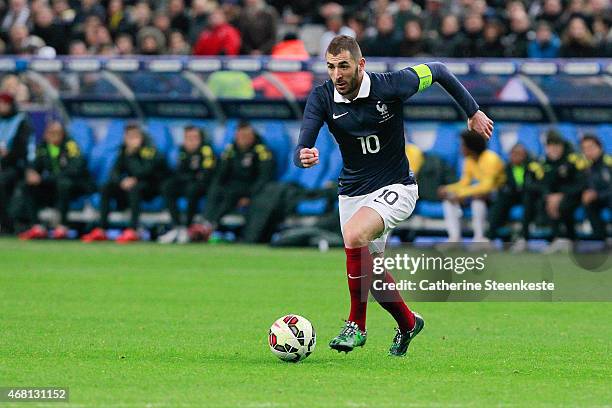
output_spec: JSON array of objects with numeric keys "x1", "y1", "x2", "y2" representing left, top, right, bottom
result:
[{"x1": 268, "y1": 314, "x2": 316, "y2": 362}]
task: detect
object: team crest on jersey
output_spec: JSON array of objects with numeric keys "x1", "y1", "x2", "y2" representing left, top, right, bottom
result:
[{"x1": 376, "y1": 101, "x2": 394, "y2": 123}]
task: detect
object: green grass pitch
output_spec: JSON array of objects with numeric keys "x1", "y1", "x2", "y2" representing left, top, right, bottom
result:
[{"x1": 1, "y1": 238, "x2": 610, "y2": 407}]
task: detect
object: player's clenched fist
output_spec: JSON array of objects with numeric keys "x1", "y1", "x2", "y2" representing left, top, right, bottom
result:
[
  {"x1": 299, "y1": 147, "x2": 319, "y2": 168},
  {"x1": 468, "y1": 110, "x2": 494, "y2": 140}
]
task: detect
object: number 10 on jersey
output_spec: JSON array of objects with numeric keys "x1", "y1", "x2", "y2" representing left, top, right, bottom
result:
[{"x1": 358, "y1": 135, "x2": 380, "y2": 154}]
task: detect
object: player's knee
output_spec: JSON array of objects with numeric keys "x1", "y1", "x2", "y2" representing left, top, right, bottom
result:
[{"x1": 343, "y1": 225, "x2": 369, "y2": 249}]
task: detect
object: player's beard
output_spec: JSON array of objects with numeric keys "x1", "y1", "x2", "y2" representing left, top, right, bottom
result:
[{"x1": 336, "y1": 67, "x2": 359, "y2": 96}]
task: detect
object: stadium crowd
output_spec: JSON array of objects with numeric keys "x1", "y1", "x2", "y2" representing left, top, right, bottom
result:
[
  {"x1": 0, "y1": 92, "x2": 610, "y2": 250},
  {"x1": 0, "y1": 0, "x2": 609, "y2": 58}
]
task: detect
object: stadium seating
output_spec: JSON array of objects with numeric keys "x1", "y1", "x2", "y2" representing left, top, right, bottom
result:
[{"x1": 55, "y1": 118, "x2": 611, "y2": 238}]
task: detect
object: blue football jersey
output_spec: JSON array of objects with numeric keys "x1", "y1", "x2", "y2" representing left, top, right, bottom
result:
[{"x1": 295, "y1": 63, "x2": 479, "y2": 197}]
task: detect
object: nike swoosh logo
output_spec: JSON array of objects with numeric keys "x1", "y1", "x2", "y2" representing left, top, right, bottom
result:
[
  {"x1": 348, "y1": 274, "x2": 366, "y2": 279},
  {"x1": 332, "y1": 112, "x2": 348, "y2": 120}
]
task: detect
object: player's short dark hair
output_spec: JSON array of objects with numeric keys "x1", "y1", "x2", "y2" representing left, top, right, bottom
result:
[
  {"x1": 580, "y1": 133, "x2": 602, "y2": 148},
  {"x1": 460, "y1": 129, "x2": 487, "y2": 155},
  {"x1": 326, "y1": 35, "x2": 362, "y2": 62}
]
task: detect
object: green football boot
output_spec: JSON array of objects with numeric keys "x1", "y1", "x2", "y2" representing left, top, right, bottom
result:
[
  {"x1": 329, "y1": 321, "x2": 367, "y2": 353},
  {"x1": 388, "y1": 312, "x2": 425, "y2": 357}
]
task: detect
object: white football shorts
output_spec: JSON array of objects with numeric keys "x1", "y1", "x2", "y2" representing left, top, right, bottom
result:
[{"x1": 338, "y1": 183, "x2": 419, "y2": 254}]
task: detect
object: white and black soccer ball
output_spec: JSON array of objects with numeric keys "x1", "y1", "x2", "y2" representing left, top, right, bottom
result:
[{"x1": 268, "y1": 314, "x2": 316, "y2": 363}]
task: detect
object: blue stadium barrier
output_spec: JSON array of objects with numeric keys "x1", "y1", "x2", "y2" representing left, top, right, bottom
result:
[
  {"x1": 597, "y1": 124, "x2": 612, "y2": 154},
  {"x1": 552, "y1": 123, "x2": 578, "y2": 146},
  {"x1": 431, "y1": 124, "x2": 462, "y2": 169},
  {"x1": 257, "y1": 121, "x2": 291, "y2": 179},
  {"x1": 145, "y1": 120, "x2": 174, "y2": 157},
  {"x1": 68, "y1": 119, "x2": 95, "y2": 159},
  {"x1": 101, "y1": 119, "x2": 127, "y2": 152}
]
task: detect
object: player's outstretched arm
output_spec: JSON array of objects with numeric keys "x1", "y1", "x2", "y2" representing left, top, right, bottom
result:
[
  {"x1": 294, "y1": 89, "x2": 325, "y2": 168},
  {"x1": 413, "y1": 62, "x2": 493, "y2": 140}
]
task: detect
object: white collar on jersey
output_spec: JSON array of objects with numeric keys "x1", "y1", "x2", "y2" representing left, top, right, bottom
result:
[{"x1": 333, "y1": 72, "x2": 371, "y2": 103}]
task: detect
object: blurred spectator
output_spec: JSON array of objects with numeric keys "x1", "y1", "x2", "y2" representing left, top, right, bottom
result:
[
  {"x1": 137, "y1": 26, "x2": 166, "y2": 55},
  {"x1": 502, "y1": 10, "x2": 531, "y2": 57},
  {"x1": 16, "y1": 121, "x2": 93, "y2": 240},
  {"x1": 398, "y1": 18, "x2": 432, "y2": 57},
  {"x1": 1, "y1": 74, "x2": 30, "y2": 104},
  {"x1": 168, "y1": 30, "x2": 190, "y2": 55},
  {"x1": 1, "y1": 0, "x2": 30, "y2": 34},
  {"x1": 432, "y1": 14, "x2": 464, "y2": 57},
  {"x1": 106, "y1": 0, "x2": 132, "y2": 37},
  {"x1": 221, "y1": 0, "x2": 242, "y2": 26},
  {"x1": 537, "y1": 0, "x2": 564, "y2": 33},
  {"x1": 189, "y1": 0, "x2": 214, "y2": 43},
  {"x1": 438, "y1": 129, "x2": 505, "y2": 245},
  {"x1": 458, "y1": 12, "x2": 484, "y2": 57},
  {"x1": 476, "y1": 18, "x2": 505, "y2": 57},
  {"x1": 168, "y1": 0, "x2": 191, "y2": 35},
  {"x1": 6, "y1": 24, "x2": 29, "y2": 54},
  {"x1": 192, "y1": 8, "x2": 241, "y2": 56},
  {"x1": 200, "y1": 121, "x2": 274, "y2": 232},
  {"x1": 487, "y1": 144, "x2": 544, "y2": 252},
  {"x1": 528, "y1": 21, "x2": 561, "y2": 58},
  {"x1": 540, "y1": 131, "x2": 587, "y2": 253},
  {"x1": 319, "y1": 12, "x2": 355, "y2": 57},
  {"x1": 158, "y1": 125, "x2": 216, "y2": 244},
  {"x1": 81, "y1": 124, "x2": 167, "y2": 243},
  {"x1": 115, "y1": 32, "x2": 134, "y2": 55},
  {"x1": 0, "y1": 91, "x2": 30, "y2": 233},
  {"x1": 32, "y1": 6, "x2": 68, "y2": 54},
  {"x1": 51, "y1": 0, "x2": 75, "y2": 25},
  {"x1": 421, "y1": 0, "x2": 447, "y2": 35},
  {"x1": 152, "y1": 11, "x2": 171, "y2": 38},
  {"x1": 74, "y1": 0, "x2": 106, "y2": 28},
  {"x1": 130, "y1": 1, "x2": 153, "y2": 32},
  {"x1": 395, "y1": 0, "x2": 422, "y2": 31},
  {"x1": 580, "y1": 135, "x2": 611, "y2": 242},
  {"x1": 366, "y1": 13, "x2": 401, "y2": 57},
  {"x1": 238, "y1": 0, "x2": 279, "y2": 55},
  {"x1": 347, "y1": 12, "x2": 369, "y2": 44},
  {"x1": 69, "y1": 39, "x2": 89, "y2": 56},
  {"x1": 560, "y1": 16, "x2": 598, "y2": 57}
]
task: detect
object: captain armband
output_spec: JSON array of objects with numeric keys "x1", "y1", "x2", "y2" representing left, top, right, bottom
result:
[{"x1": 411, "y1": 64, "x2": 433, "y2": 92}]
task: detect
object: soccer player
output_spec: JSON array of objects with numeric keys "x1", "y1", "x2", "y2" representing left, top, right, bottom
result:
[
  {"x1": 16, "y1": 121, "x2": 93, "y2": 240},
  {"x1": 580, "y1": 135, "x2": 611, "y2": 244},
  {"x1": 438, "y1": 129, "x2": 505, "y2": 246},
  {"x1": 294, "y1": 35, "x2": 493, "y2": 356},
  {"x1": 158, "y1": 125, "x2": 216, "y2": 244},
  {"x1": 81, "y1": 124, "x2": 167, "y2": 243}
]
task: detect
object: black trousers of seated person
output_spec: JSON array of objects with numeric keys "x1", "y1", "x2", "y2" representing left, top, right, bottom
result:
[
  {"x1": 15, "y1": 177, "x2": 92, "y2": 226},
  {"x1": 487, "y1": 190, "x2": 541, "y2": 241},
  {"x1": 202, "y1": 182, "x2": 249, "y2": 226},
  {"x1": 0, "y1": 168, "x2": 20, "y2": 228},
  {"x1": 550, "y1": 194, "x2": 581, "y2": 241},
  {"x1": 161, "y1": 175, "x2": 208, "y2": 227},
  {"x1": 584, "y1": 198, "x2": 608, "y2": 240},
  {"x1": 99, "y1": 181, "x2": 157, "y2": 229}
]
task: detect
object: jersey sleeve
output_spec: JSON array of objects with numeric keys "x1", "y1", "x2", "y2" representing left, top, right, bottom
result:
[
  {"x1": 386, "y1": 62, "x2": 479, "y2": 118},
  {"x1": 380, "y1": 68, "x2": 421, "y2": 101},
  {"x1": 294, "y1": 88, "x2": 326, "y2": 168}
]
